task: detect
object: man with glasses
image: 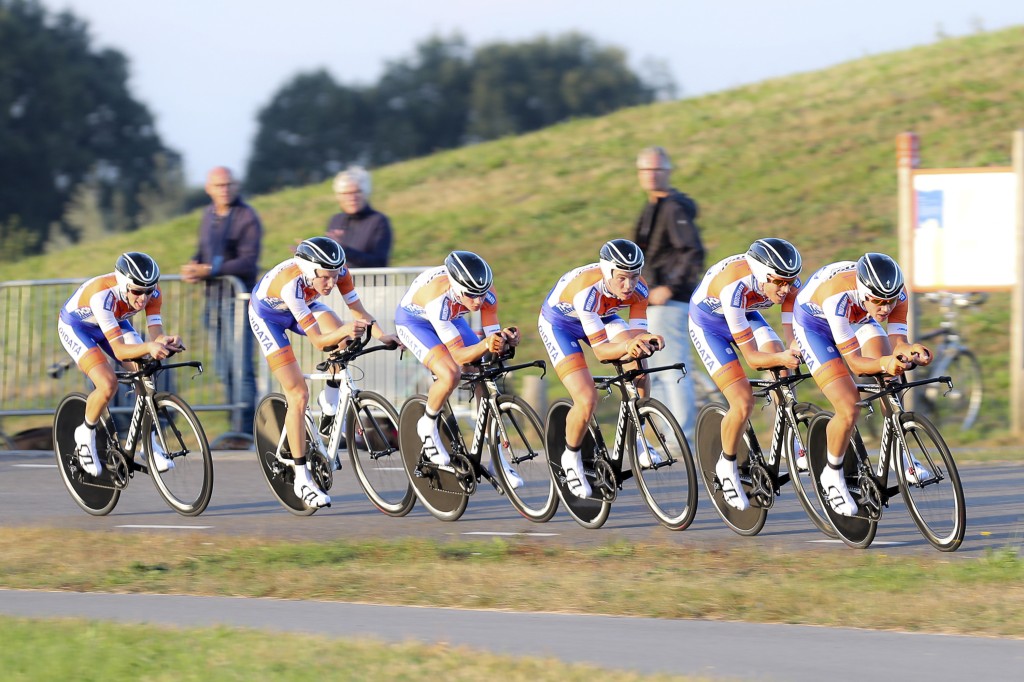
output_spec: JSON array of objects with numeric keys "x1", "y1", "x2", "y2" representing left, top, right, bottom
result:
[
  {"x1": 792, "y1": 252, "x2": 933, "y2": 516},
  {"x1": 249, "y1": 237, "x2": 400, "y2": 509},
  {"x1": 58, "y1": 252, "x2": 183, "y2": 477},
  {"x1": 181, "y1": 166, "x2": 262, "y2": 438},
  {"x1": 395, "y1": 251, "x2": 521, "y2": 479},
  {"x1": 633, "y1": 146, "x2": 705, "y2": 444},
  {"x1": 326, "y1": 167, "x2": 393, "y2": 268},
  {"x1": 688, "y1": 238, "x2": 805, "y2": 511}
]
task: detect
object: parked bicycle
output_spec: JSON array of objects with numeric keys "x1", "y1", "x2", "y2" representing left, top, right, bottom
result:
[
  {"x1": 915, "y1": 291, "x2": 985, "y2": 431},
  {"x1": 398, "y1": 348, "x2": 555, "y2": 523},
  {"x1": 253, "y1": 327, "x2": 408, "y2": 517},
  {"x1": 544, "y1": 357, "x2": 697, "y2": 530},
  {"x1": 694, "y1": 368, "x2": 835, "y2": 538},
  {"x1": 805, "y1": 364, "x2": 966, "y2": 551},
  {"x1": 53, "y1": 353, "x2": 213, "y2": 516}
]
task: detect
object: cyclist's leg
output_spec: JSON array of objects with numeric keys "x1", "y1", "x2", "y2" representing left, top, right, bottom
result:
[
  {"x1": 647, "y1": 300, "x2": 697, "y2": 442},
  {"x1": 309, "y1": 308, "x2": 345, "y2": 436}
]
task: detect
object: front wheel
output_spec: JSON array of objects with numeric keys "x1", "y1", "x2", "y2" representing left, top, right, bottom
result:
[
  {"x1": 145, "y1": 393, "x2": 214, "y2": 516},
  {"x1": 628, "y1": 398, "x2": 697, "y2": 531},
  {"x1": 694, "y1": 403, "x2": 766, "y2": 536},
  {"x1": 53, "y1": 393, "x2": 119, "y2": 516},
  {"x1": 894, "y1": 412, "x2": 966, "y2": 552},
  {"x1": 489, "y1": 395, "x2": 557, "y2": 523},
  {"x1": 346, "y1": 391, "x2": 415, "y2": 517}
]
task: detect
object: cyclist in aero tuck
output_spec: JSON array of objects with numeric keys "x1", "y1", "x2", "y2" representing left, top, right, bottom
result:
[
  {"x1": 688, "y1": 238, "x2": 804, "y2": 511},
  {"x1": 792, "y1": 252, "x2": 933, "y2": 516},
  {"x1": 57, "y1": 252, "x2": 184, "y2": 477},
  {"x1": 249, "y1": 236, "x2": 400, "y2": 509},
  {"x1": 394, "y1": 251, "x2": 523, "y2": 485},
  {"x1": 538, "y1": 239, "x2": 665, "y2": 499}
]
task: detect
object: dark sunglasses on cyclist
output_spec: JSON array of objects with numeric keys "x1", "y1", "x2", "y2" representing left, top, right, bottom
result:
[
  {"x1": 127, "y1": 285, "x2": 156, "y2": 296},
  {"x1": 865, "y1": 294, "x2": 898, "y2": 306},
  {"x1": 461, "y1": 292, "x2": 486, "y2": 301},
  {"x1": 766, "y1": 275, "x2": 796, "y2": 286}
]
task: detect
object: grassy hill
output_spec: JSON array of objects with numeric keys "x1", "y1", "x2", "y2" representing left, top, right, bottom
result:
[{"x1": 3, "y1": 26, "x2": 1021, "y2": 442}]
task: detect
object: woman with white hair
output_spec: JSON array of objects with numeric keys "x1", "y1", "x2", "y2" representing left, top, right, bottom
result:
[{"x1": 326, "y1": 166, "x2": 393, "y2": 268}]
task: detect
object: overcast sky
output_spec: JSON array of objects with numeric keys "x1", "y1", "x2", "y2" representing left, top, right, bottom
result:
[{"x1": 55, "y1": 0, "x2": 1024, "y2": 185}]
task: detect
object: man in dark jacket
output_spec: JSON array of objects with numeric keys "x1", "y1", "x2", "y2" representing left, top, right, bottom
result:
[
  {"x1": 633, "y1": 146, "x2": 705, "y2": 441},
  {"x1": 326, "y1": 167, "x2": 392, "y2": 268},
  {"x1": 181, "y1": 166, "x2": 262, "y2": 436}
]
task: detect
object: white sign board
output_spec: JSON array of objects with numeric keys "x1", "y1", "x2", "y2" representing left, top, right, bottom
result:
[{"x1": 912, "y1": 169, "x2": 1016, "y2": 290}]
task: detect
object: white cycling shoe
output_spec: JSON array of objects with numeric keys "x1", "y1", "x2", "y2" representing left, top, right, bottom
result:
[
  {"x1": 417, "y1": 414, "x2": 450, "y2": 466},
  {"x1": 891, "y1": 452, "x2": 934, "y2": 484},
  {"x1": 794, "y1": 447, "x2": 809, "y2": 472},
  {"x1": 317, "y1": 390, "x2": 336, "y2": 437},
  {"x1": 561, "y1": 449, "x2": 591, "y2": 499},
  {"x1": 819, "y1": 465, "x2": 858, "y2": 517},
  {"x1": 715, "y1": 455, "x2": 750, "y2": 511},
  {"x1": 74, "y1": 423, "x2": 102, "y2": 477},
  {"x1": 149, "y1": 433, "x2": 175, "y2": 473},
  {"x1": 293, "y1": 475, "x2": 331, "y2": 509},
  {"x1": 490, "y1": 449, "x2": 524, "y2": 489},
  {"x1": 635, "y1": 436, "x2": 664, "y2": 469}
]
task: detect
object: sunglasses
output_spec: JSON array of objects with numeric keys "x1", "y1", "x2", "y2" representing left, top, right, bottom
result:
[
  {"x1": 766, "y1": 275, "x2": 796, "y2": 286},
  {"x1": 127, "y1": 285, "x2": 156, "y2": 296},
  {"x1": 461, "y1": 291, "x2": 487, "y2": 301},
  {"x1": 865, "y1": 294, "x2": 898, "y2": 306}
]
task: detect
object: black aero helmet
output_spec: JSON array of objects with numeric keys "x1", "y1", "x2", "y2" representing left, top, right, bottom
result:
[
  {"x1": 856, "y1": 252, "x2": 904, "y2": 300},
  {"x1": 115, "y1": 252, "x2": 160, "y2": 293},
  {"x1": 295, "y1": 236, "x2": 345, "y2": 280},
  {"x1": 745, "y1": 238, "x2": 802, "y2": 284},
  {"x1": 598, "y1": 238, "x2": 645, "y2": 281},
  {"x1": 445, "y1": 250, "x2": 493, "y2": 298}
]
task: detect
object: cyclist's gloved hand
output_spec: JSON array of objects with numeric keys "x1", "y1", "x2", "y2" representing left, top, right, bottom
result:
[{"x1": 908, "y1": 343, "x2": 932, "y2": 365}]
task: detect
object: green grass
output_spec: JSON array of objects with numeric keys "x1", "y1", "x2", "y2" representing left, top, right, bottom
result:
[
  {"x1": 2, "y1": 27, "x2": 1022, "y2": 445},
  {"x1": 0, "y1": 617, "x2": 700, "y2": 682},
  {"x1": 3, "y1": 529, "x2": 1023, "y2": 637}
]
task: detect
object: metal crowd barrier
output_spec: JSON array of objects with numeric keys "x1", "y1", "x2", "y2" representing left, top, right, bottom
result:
[{"x1": 0, "y1": 268, "x2": 436, "y2": 442}]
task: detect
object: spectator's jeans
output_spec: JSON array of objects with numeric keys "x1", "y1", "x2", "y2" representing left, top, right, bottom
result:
[
  {"x1": 646, "y1": 300, "x2": 696, "y2": 443},
  {"x1": 204, "y1": 293, "x2": 256, "y2": 433}
]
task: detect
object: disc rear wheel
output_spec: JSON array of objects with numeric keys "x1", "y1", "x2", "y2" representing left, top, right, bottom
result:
[{"x1": 53, "y1": 393, "x2": 119, "y2": 516}]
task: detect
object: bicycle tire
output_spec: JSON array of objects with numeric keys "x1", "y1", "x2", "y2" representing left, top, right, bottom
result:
[
  {"x1": 694, "y1": 403, "x2": 766, "y2": 536},
  {"x1": 346, "y1": 391, "x2": 415, "y2": 517},
  {"x1": 544, "y1": 399, "x2": 610, "y2": 530},
  {"x1": 628, "y1": 397, "x2": 697, "y2": 531},
  {"x1": 253, "y1": 393, "x2": 317, "y2": 516},
  {"x1": 145, "y1": 392, "x2": 214, "y2": 516},
  {"x1": 806, "y1": 411, "x2": 877, "y2": 549},
  {"x1": 398, "y1": 396, "x2": 469, "y2": 522},
  {"x1": 488, "y1": 395, "x2": 557, "y2": 523},
  {"x1": 784, "y1": 402, "x2": 838, "y2": 538},
  {"x1": 894, "y1": 412, "x2": 966, "y2": 552},
  {"x1": 924, "y1": 349, "x2": 983, "y2": 431},
  {"x1": 53, "y1": 393, "x2": 120, "y2": 516}
]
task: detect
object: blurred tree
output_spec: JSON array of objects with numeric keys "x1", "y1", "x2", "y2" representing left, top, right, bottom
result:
[
  {"x1": 247, "y1": 32, "x2": 670, "y2": 193},
  {"x1": 245, "y1": 70, "x2": 373, "y2": 195},
  {"x1": 0, "y1": 0, "x2": 180, "y2": 254}
]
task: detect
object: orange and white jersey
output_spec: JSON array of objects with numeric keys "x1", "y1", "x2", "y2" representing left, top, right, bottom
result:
[
  {"x1": 251, "y1": 258, "x2": 358, "y2": 333},
  {"x1": 689, "y1": 255, "x2": 798, "y2": 345},
  {"x1": 539, "y1": 263, "x2": 648, "y2": 346},
  {"x1": 60, "y1": 273, "x2": 163, "y2": 342},
  {"x1": 795, "y1": 261, "x2": 909, "y2": 353},
  {"x1": 398, "y1": 266, "x2": 501, "y2": 346}
]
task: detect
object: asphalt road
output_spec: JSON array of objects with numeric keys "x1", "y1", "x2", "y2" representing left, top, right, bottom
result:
[{"x1": 2, "y1": 449, "x2": 1022, "y2": 556}]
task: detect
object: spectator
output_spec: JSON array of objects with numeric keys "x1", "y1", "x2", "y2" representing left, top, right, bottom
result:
[
  {"x1": 181, "y1": 166, "x2": 262, "y2": 436},
  {"x1": 325, "y1": 166, "x2": 393, "y2": 267},
  {"x1": 633, "y1": 146, "x2": 705, "y2": 442}
]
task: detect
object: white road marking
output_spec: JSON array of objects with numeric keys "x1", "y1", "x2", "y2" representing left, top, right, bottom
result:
[{"x1": 12, "y1": 464, "x2": 57, "y2": 468}]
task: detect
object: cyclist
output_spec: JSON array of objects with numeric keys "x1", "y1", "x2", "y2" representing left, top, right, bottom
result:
[
  {"x1": 538, "y1": 239, "x2": 665, "y2": 499},
  {"x1": 688, "y1": 238, "x2": 804, "y2": 511},
  {"x1": 792, "y1": 252, "x2": 933, "y2": 517},
  {"x1": 394, "y1": 251, "x2": 522, "y2": 485},
  {"x1": 57, "y1": 252, "x2": 183, "y2": 477},
  {"x1": 249, "y1": 236, "x2": 400, "y2": 509}
]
